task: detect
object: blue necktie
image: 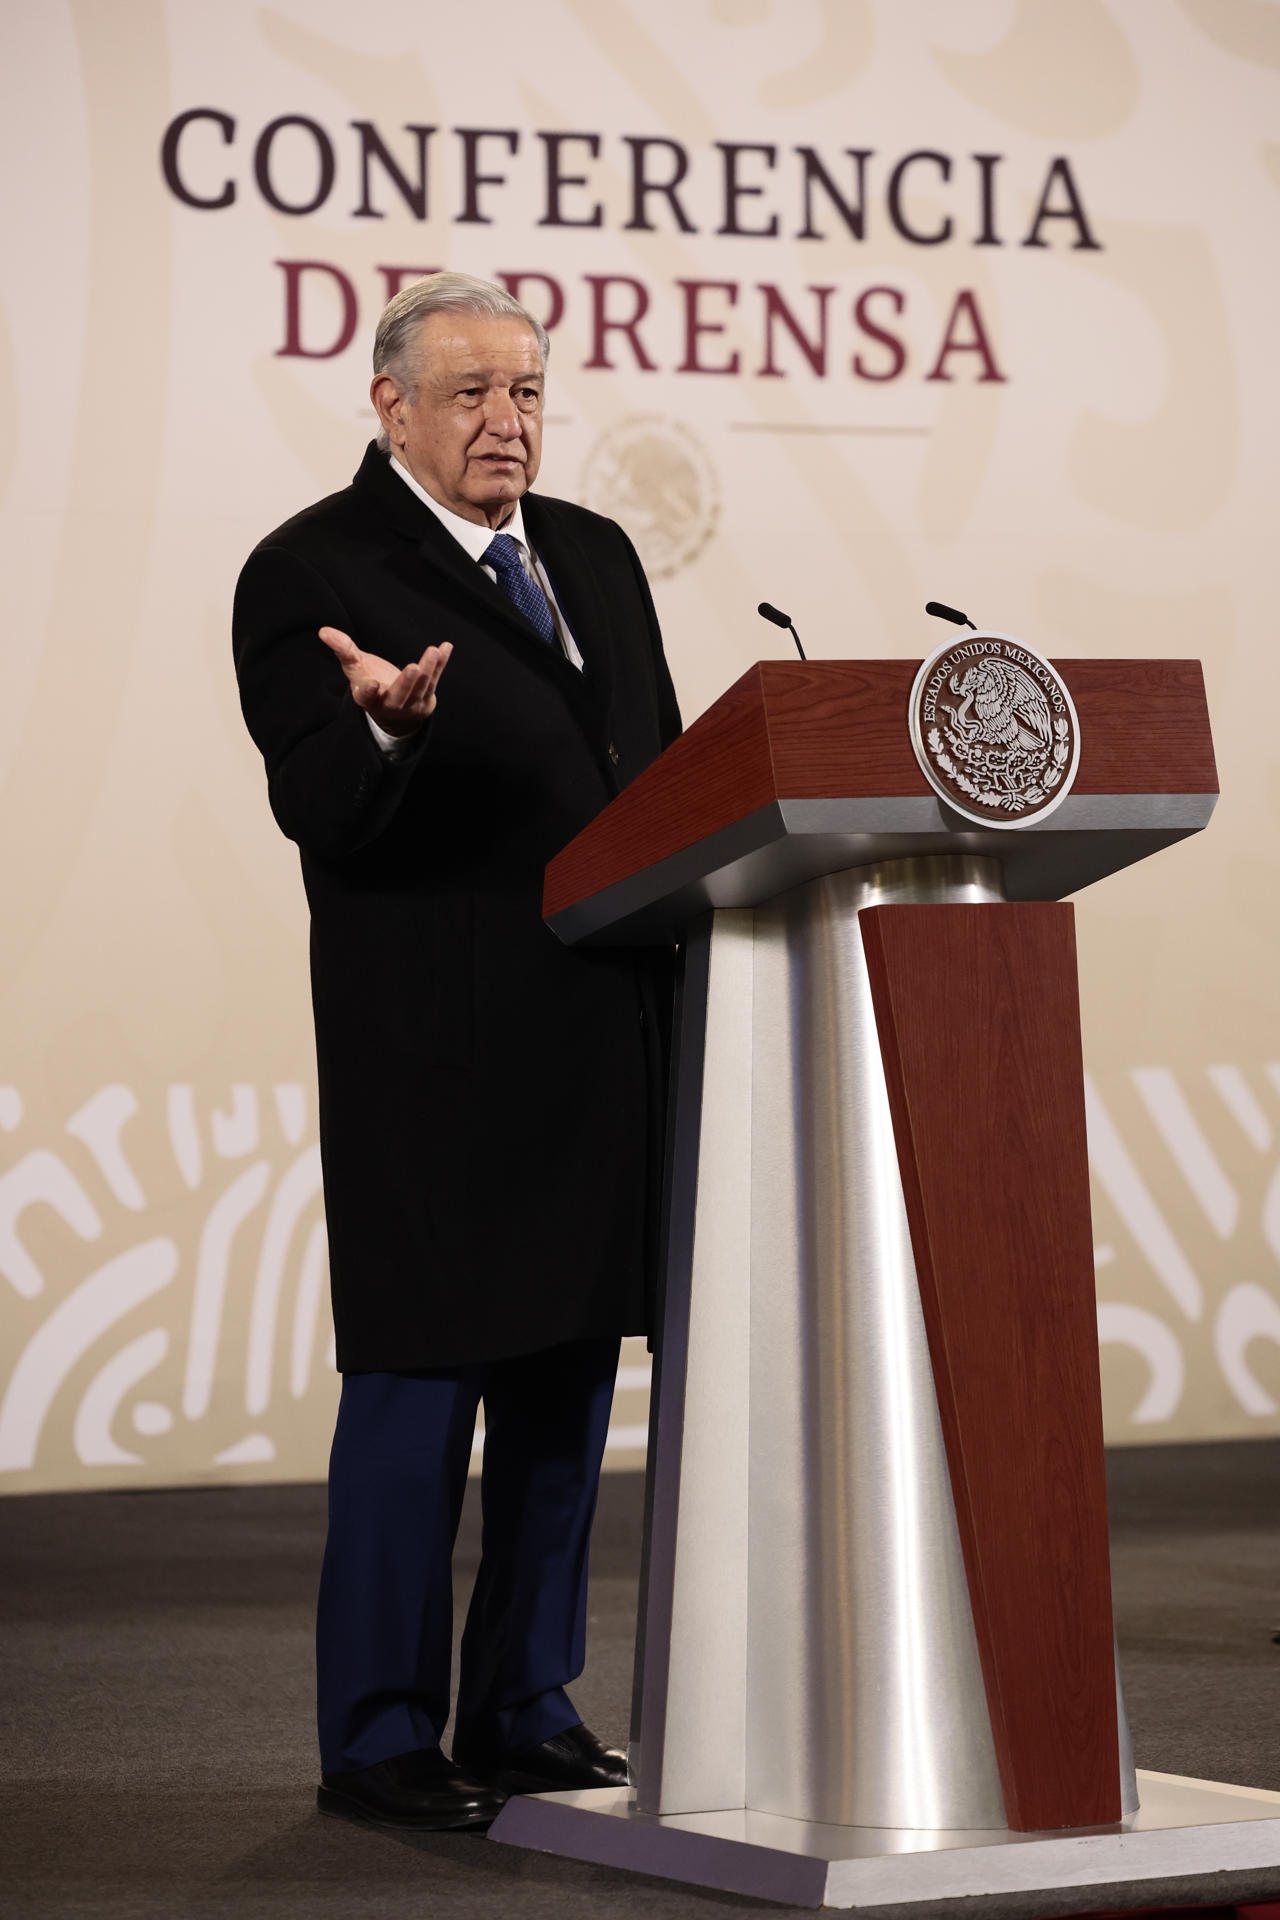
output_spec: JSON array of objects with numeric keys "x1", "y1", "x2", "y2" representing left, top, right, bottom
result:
[{"x1": 482, "y1": 532, "x2": 558, "y2": 650}]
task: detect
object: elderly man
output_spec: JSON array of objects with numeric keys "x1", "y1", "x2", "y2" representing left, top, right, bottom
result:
[{"x1": 233, "y1": 272, "x2": 681, "y2": 1832}]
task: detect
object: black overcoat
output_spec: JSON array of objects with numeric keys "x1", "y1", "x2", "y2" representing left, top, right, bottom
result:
[{"x1": 232, "y1": 443, "x2": 682, "y2": 1371}]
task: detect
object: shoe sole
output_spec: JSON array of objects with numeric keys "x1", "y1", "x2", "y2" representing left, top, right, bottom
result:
[
  {"x1": 453, "y1": 1751, "x2": 630, "y2": 1798},
  {"x1": 316, "y1": 1785, "x2": 500, "y2": 1832},
  {"x1": 488, "y1": 1768, "x2": 630, "y2": 1796}
]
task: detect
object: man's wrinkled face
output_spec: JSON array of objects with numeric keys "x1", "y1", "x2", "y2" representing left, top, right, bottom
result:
[{"x1": 372, "y1": 312, "x2": 544, "y2": 528}]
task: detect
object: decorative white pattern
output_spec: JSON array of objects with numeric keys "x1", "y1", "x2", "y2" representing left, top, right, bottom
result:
[
  {"x1": 0, "y1": 1086, "x2": 327, "y2": 1481},
  {"x1": 4, "y1": 1065, "x2": 1280, "y2": 1487},
  {"x1": 0, "y1": 1240, "x2": 177, "y2": 1470}
]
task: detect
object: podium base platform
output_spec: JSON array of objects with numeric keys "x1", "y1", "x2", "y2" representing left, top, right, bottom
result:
[{"x1": 487, "y1": 1771, "x2": 1280, "y2": 1914}]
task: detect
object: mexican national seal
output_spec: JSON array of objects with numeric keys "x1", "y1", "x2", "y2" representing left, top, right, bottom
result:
[{"x1": 908, "y1": 632, "x2": 1081, "y2": 828}]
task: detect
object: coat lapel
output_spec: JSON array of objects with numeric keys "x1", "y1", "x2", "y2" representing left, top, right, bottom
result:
[
  {"x1": 522, "y1": 494, "x2": 618, "y2": 721},
  {"x1": 347, "y1": 441, "x2": 552, "y2": 660},
  {"x1": 350, "y1": 445, "x2": 614, "y2": 759}
]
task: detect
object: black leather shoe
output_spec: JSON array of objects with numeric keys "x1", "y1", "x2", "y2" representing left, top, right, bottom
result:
[
  {"x1": 318, "y1": 1747, "x2": 507, "y2": 1831},
  {"x1": 468, "y1": 1723, "x2": 629, "y2": 1795}
]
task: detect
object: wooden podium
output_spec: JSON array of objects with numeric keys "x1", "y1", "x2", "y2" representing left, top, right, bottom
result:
[{"x1": 487, "y1": 659, "x2": 1275, "y2": 1914}]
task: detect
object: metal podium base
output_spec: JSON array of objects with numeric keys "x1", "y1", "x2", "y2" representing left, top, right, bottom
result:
[{"x1": 488, "y1": 1771, "x2": 1280, "y2": 1914}]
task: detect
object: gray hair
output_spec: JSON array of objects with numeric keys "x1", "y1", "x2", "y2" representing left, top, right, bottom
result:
[{"x1": 373, "y1": 271, "x2": 549, "y2": 448}]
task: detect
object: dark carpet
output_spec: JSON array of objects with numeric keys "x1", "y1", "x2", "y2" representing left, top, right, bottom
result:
[{"x1": 0, "y1": 1440, "x2": 1277, "y2": 1918}]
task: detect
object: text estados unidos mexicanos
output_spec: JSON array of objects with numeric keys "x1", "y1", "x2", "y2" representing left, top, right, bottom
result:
[{"x1": 921, "y1": 644, "x2": 1066, "y2": 722}]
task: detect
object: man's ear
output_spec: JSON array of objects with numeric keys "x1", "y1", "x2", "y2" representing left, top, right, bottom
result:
[{"x1": 370, "y1": 373, "x2": 406, "y2": 445}]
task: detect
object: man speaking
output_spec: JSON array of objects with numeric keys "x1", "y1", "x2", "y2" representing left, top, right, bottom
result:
[{"x1": 233, "y1": 272, "x2": 681, "y2": 1832}]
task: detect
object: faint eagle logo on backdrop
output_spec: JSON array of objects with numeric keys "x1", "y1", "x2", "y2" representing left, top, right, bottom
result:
[
  {"x1": 908, "y1": 633, "x2": 1080, "y2": 827},
  {"x1": 579, "y1": 415, "x2": 719, "y2": 578}
]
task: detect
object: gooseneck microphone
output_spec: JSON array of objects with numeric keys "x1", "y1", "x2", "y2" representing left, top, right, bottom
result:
[
  {"x1": 757, "y1": 601, "x2": 807, "y2": 661},
  {"x1": 925, "y1": 600, "x2": 977, "y2": 631}
]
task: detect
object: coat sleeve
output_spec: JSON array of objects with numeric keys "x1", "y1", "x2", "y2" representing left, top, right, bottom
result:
[{"x1": 232, "y1": 543, "x2": 429, "y2": 860}]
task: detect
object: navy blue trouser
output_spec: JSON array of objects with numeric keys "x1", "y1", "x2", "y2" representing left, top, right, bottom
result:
[{"x1": 316, "y1": 1336, "x2": 619, "y2": 1774}]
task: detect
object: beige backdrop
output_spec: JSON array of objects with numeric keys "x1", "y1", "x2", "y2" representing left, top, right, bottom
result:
[{"x1": 2, "y1": 0, "x2": 1279, "y2": 1494}]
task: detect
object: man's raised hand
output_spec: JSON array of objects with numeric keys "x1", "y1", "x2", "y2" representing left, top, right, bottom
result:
[{"x1": 318, "y1": 627, "x2": 453, "y2": 738}]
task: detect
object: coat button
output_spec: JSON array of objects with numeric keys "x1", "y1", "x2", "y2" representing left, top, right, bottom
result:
[{"x1": 608, "y1": 742, "x2": 620, "y2": 765}]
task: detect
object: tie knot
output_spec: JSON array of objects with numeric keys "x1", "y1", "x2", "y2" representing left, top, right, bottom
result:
[{"x1": 482, "y1": 532, "x2": 523, "y2": 576}]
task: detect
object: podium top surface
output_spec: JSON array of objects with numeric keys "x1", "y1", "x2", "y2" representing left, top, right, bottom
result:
[{"x1": 545, "y1": 658, "x2": 1217, "y2": 944}]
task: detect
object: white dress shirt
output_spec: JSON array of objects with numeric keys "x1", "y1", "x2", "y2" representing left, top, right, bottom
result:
[{"x1": 366, "y1": 456, "x2": 583, "y2": 756}]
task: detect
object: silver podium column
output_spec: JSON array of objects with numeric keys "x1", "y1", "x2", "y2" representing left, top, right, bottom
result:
[{"x1": 629, "y1": 853, "x2": 1136, "y2": 1829}]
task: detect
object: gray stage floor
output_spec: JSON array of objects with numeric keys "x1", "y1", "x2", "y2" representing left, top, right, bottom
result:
[{"x1": 1, "y1": 1441, "x2": 1278, "y2": 1919}]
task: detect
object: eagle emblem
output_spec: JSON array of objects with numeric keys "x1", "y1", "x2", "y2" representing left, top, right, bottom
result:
[{"x1": 908, "y1": 634, "x2": 1080, "y2": 828}]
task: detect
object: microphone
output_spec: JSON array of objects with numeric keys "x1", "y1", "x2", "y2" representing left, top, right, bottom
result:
[
  {"x1": 757, "y1": 602, "x2": 807, "y2": 661},
  {"x1": 925, "y1": 600, "x2": 976, "y2": 630}
]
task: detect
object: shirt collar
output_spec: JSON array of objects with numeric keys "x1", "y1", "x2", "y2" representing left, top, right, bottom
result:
[{"x1": 389, "y1": 454, "x2": 528, "y2": 565}]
